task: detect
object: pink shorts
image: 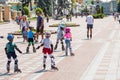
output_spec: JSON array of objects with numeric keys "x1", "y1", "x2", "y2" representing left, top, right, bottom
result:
[{"x1": 42, "y1": 48, "x2": 52, "y2": 54}]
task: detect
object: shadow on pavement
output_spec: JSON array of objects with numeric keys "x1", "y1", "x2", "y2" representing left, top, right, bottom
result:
[
  {"x1": 57, "y1": 55, "x2": 66, "y2": 57},
  {"x1": 0, "y1": 72, "x2": 14, "y2": 76},
  {"x1": 81, "y1": 38, "x2": 90, "y2": 40},
  {"x1": 35, "y1": 69, "x2": 48, "y2": 73}
]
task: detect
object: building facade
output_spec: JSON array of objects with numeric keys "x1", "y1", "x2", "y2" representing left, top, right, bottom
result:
[{"x1": 94, "y1": 0, "x2": 117, "y2": 15}]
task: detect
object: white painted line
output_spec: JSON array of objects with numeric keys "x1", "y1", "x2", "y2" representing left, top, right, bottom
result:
[
  {"x1": 105, "y1": 42, "x2": 120, "y2": 80},
  {"x1": 28, "y1": 44, "x2": 82, "y2": 80},
  {"x1": 79, "y1": 30, "x2": 116, "y2": 80},
  {"x1": 18, "y1": 25, "x2": 101, "y2": 80},
  {"x1": 79, "y1": 42, "x2": 110, "y2": 80}
]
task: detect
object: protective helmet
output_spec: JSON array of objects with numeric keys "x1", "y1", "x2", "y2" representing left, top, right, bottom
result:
[
  {"x1": 7, "y1": 34, "x2": 14, "y2": 41},
  {"x1": 65, "y1": 27, "x2": 70, "y2": 33},
  {"x1": 45, "y1": 32, "x2": 51, "y2": 37}
]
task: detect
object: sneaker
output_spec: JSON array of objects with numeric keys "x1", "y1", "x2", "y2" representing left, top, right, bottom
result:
[{"x1": 51, "y1": 65, "x2": 58, "y2": 70}]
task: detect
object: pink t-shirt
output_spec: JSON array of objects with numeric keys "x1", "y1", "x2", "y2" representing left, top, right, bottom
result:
[{"x1": 64, "y1": 33, "x2": 72, "y2": 40}]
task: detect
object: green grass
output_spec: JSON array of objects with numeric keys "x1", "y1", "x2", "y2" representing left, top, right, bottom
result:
[
  {"x1": 49, "y1": 22, "x2": 80, "y2": 27},
  {"x1": 12, "y1": 29, "x2": 57, "y2": 35},
  {"x1": 0, "y1": 21, "x2": 3, "y2": 23},
  {"x1": 28, "y1": 17, "x2": 37, "y2": 21}
]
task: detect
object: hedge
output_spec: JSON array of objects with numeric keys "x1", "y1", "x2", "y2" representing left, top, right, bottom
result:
[{"x1": 92, "y1": 13, "x2": 105, "y2": 19}]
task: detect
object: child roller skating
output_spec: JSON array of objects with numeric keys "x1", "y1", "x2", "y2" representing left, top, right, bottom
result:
[
  {"x1": 26, "y1": 27, "x2": 36, "y2": 53},
  {"x1": 64, "y1": 27, "x2": 74, "y2": 56},
  {"x1": 54, "y1": 20, "x2": 65, "y2": 51},
  {"x1": 36, "y1": 32, "x2": 58, "y2": 70},
  {"x1": 5, "y1": 34, "x2": 22, "y2": 73}
]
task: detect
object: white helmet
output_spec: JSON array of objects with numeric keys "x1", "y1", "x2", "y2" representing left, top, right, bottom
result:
[{"x1": 45, "y1": 31, "x2": 51, "y2": 37}]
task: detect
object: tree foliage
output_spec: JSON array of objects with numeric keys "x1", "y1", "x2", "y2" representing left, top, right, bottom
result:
[
  {"x1": 100, "y1": 6, "x2": 104, "y2": 14},
  {"x1": 37, "y1": 0, "x2": 52, "y2": 16},
  {"x1": 71, "y1": 0, "x2": 76, "y2": 8},
  {"x1": 91, "y1": 0, "x2": 94, "y2": 5},
  {"x1": 36, "y1": 8, "x2": 43, "y2": 14},
  {"x1": 117, "y1": 1, "x2": 120, "y2": 12}
]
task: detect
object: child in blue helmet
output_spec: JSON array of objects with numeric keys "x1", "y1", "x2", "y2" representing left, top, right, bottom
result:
[{"x1": 5, "y1": 34, "x2": 22, "y2": 73}]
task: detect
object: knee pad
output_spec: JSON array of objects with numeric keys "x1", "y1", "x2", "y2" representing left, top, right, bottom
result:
[
  {"x1": 7, "y1": 60, "x2": 11, "y2": 65},
  {"x1": 44, "y1": 56, "x2": 47, "y2": 59},
  {"x1": 61, "y1": 41, "x2": 64, "y2": 44},
  {"x1": 50, "y1": 56, "x2": 54, "y2": 59},
  {"x1": 15, "y1": 59, "x2": 18, "y2": 65}
]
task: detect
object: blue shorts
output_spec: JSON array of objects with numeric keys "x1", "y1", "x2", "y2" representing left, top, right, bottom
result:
[
  {"x1": 7, "y1": 52, "x2": 17, "y2": 59},
  {"x1": 87, "y1": 24, "x2": 93, "y2": 29}
]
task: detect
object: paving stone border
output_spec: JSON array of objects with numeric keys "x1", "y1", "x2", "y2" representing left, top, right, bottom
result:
[{"x1": 9, "y1": 30, "x2": 57, "y2": 35}]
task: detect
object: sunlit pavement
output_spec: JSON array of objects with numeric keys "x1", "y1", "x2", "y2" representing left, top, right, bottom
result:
[{"x1": 0, "y1": 16, "x2": 120, "y2": 80}]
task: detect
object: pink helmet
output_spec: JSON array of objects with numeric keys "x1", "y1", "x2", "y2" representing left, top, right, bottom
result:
[{"x1": 65, "y1": 27, "x2": 70, "y2": 33}]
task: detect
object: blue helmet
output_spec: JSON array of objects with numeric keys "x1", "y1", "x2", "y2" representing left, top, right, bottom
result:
[{"x1": 7, "y1": 34, "x2": 14, "y2": 41}]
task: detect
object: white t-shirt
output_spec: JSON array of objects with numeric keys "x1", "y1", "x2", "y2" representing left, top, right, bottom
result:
[
  {"x1": 20, "y1": 20, "x2": 29, "y2": 29},
  {"x1": 42, "y1": 38, "x2": 52, "y2": 48},
  {"x1": 86, "y1": 15, "x2": 94, "y2": 25}
]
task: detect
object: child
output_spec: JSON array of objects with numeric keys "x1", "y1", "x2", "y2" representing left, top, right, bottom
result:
[
  {"x1": 36, "y1": 32, "x2": 58, "y2": 70},
  {"x1": 26, "y1": 27, "x2": 36, "y2": 53},
  {"x1": 54, "y1": 22, "x2": 65, "y2": 51},
  {"x1": 22, "y1": 27, "x2": 28, "y2": 42},
  {"x1": 5, "y1": 34, "x2": 22, "y2": 73},
  {"x1": 64, "y1": 27, "x2": 74, "y2": 56}
]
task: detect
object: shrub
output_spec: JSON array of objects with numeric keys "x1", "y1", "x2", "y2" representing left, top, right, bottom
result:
[
  {"x1": 92, "y1": 13, "x2": 105, "y2": 19},
  {"x1": 23, "y1": 7, "x2": 29, "y2": 16},
  {"x1": 49, "y1": 23, "x2": 80, "y2": 27}
]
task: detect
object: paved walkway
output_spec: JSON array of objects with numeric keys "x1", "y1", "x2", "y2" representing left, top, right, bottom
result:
[{"x1": 0, "y1": 16, "x2": 120, "y2": 80}]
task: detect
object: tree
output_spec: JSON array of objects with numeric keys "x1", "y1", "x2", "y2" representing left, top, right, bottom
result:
[
  {"x1": 16, "y1": 2, "x2": 21, "y2": 11},
  {"x1": 19, "y1": 0, "x2": 32, "y2": 15},
  {"x1": 37, "y1": 0, "x2": 52, "y2": 16},
  {"x1": 100, "y1": 6, "x2": 104, "y2": 14},
  {"x1": 70, "y1": 0, "x2": 76, "y2": 15},
  {"x1": 91, "y1": 0, "x2": 94, "y2": 5},
  {"x1": 117, "y1": 1, "x2": 120, "y2": 12}
]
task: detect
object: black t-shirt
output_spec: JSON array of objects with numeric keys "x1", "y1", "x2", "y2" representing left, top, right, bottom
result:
[{"x1": 37, "y1": 16, "x2": 43, "y2": 28}]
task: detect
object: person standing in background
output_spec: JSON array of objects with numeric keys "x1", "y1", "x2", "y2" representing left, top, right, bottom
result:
[
  {"x1": 36, "y1": 11, "x2": 44, "y2": 43},
  {"x1": 86, "y1": 13, "x2": 94, "y2": 39}
]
